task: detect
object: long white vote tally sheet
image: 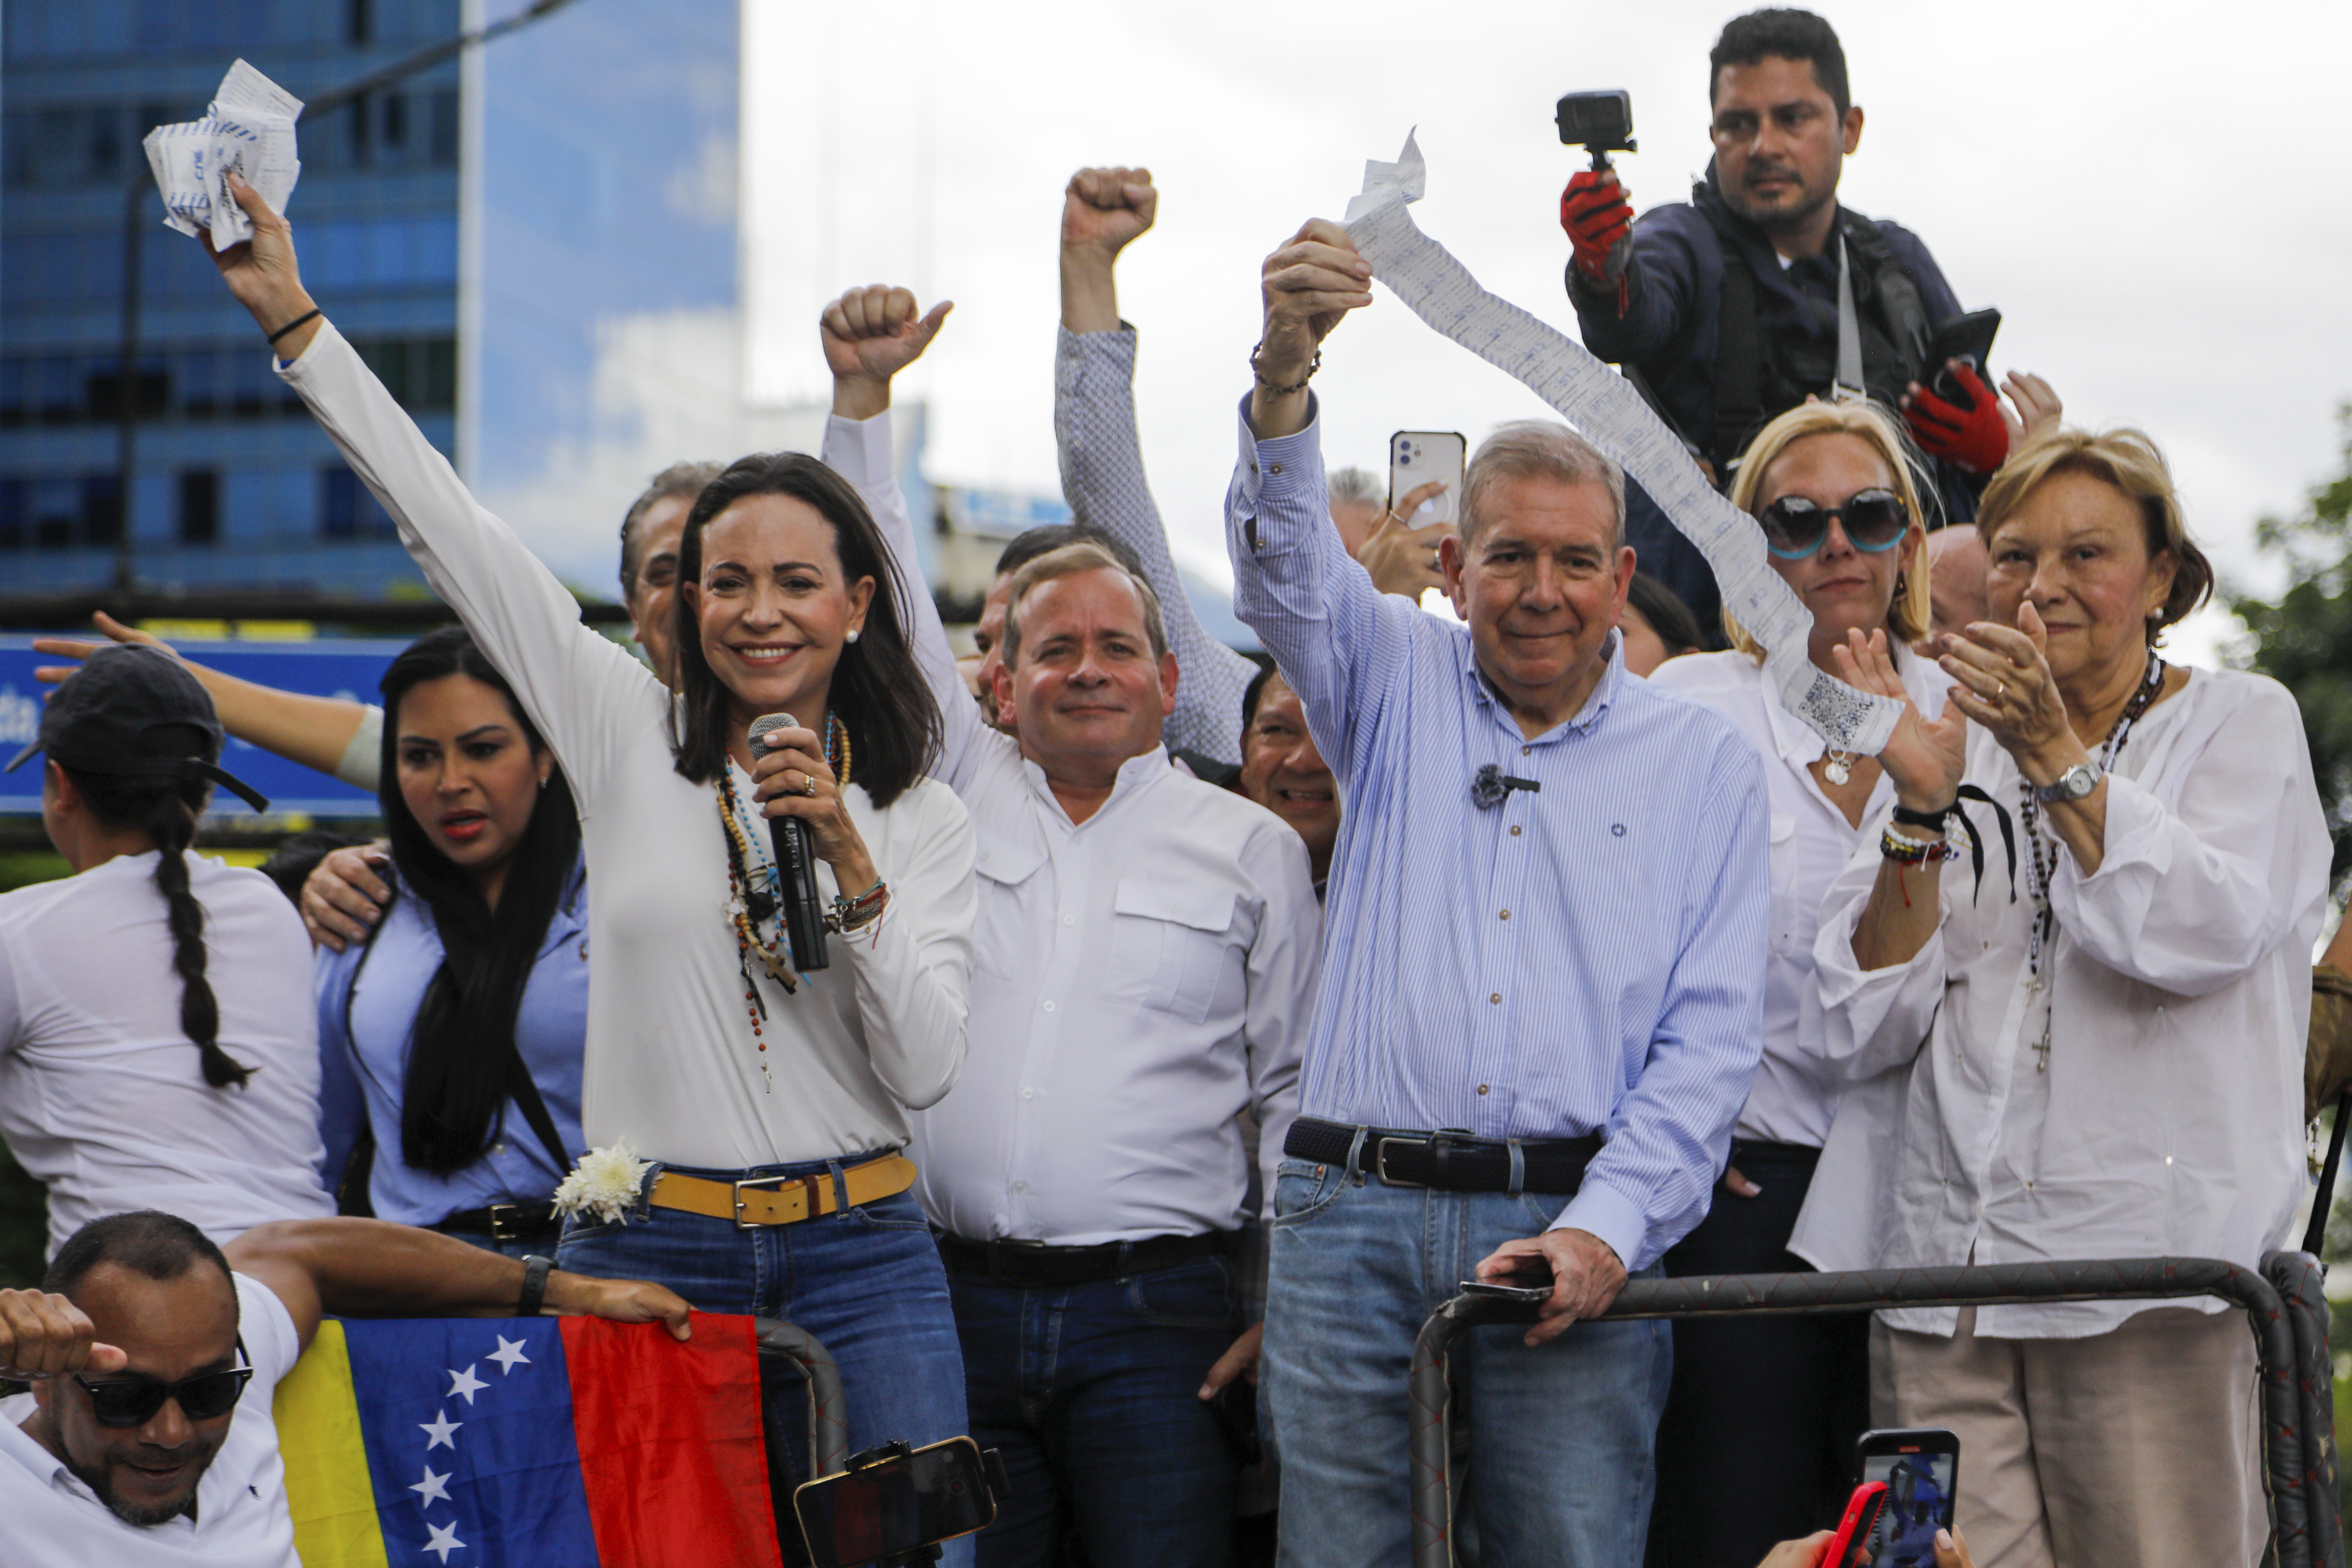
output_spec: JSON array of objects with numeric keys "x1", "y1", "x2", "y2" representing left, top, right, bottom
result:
[
  {"x1": 1340, "y1": 133, "x2": 1900, "y2": 755},
  {"x1": 141, "y1": 59, "x2": 304, "y2": 250}
]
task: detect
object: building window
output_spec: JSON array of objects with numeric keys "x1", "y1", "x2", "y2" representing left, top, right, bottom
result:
[
  {"x1": 429, "y1": 89, "x2": 460, "y2": 166},
  {"x1": 320, "y1": 465, "x2": 393, "y2": 539},
  {"x1": 178, "y1": 469, "x2": 219, "y2": 545},
  {"x1": 80, "y1": 474, "x2": 122, "y2": 547},
  {"x1": 347, "y1": 0, "x2": 373, "y2": 45}
]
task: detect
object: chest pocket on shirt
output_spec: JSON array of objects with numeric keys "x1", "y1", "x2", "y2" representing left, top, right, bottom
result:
[
  {"x1": 973, "y1": 839, "x2": 1048, "y2": 979},
  {"x1": 1111, "y1": 878, "x2": 1239, "y2": 1024}
]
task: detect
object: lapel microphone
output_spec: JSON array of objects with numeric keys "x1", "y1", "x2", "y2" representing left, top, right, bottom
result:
[{"x1": 1471, "y1": 763, "x2": 1542, "y2": 811}]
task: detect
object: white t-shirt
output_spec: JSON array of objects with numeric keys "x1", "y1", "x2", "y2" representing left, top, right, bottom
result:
[
  {"x1": 0, "y1": 1271, "x2": 302, "y2": 1566},
  {"x1": 0, "y1": 852, "x2": 333, "y2": 1255}
]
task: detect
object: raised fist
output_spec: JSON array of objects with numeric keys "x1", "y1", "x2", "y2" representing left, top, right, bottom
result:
[
  {"x1": 1063, "y1": 166, "x2": 1157, "y2": 260},
  {"x1": 821, "y1": 285, "x2": 953, "y2": 388}
]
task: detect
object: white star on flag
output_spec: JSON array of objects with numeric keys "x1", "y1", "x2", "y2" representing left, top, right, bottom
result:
[
  {"x1": 446, "y1": 1364, "x2": 488, "y2": 1405},
  {"x1": 423, "y1": 1520, "x2": 466, "y2": 1562},
  {"x1": 487, "y1": 1335, "x2": 531, "y2": 1375},
  {"x1": 420, "y1": 1409, "x2": 462, "y2": 1450},
  {"x1": 410, "y1": 1464, "x2": 452, "y2": 1506}
]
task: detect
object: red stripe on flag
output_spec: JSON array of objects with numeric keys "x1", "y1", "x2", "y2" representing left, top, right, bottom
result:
[{"x1": 561, "y1": 1313, "x2": 786, "y2": 1568}]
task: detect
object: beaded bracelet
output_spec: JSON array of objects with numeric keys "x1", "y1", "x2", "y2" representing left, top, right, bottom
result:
[
  {"x1": 1880, "y1": 825, "x2": 1958, "y2": 865},
  {"x1": 827, "y1": 879, "x2": 889, "y2": 935},
  {"x1": 1250, "y1": 343, "x2": 1320, "y2": 396}
]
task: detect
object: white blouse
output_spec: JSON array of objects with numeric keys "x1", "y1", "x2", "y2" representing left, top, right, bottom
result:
[
  {"x1": 279, "y1": 324, "x2": 976, "y2": 1170},
  {"x1": 1647, "y1": 647, "x2": 1954, "y2": 1148},
  {"x1": 1791, "y1": 667, "x2": 2326, "y2": 1338}
]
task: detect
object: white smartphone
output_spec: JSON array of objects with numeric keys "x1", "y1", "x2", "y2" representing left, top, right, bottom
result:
[{"x1": 1388, "y1": 430, "x2": 1466, "y2": 529}]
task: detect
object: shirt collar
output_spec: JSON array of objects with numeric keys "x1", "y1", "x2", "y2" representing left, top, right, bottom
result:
[
  {"x1": 1018, "y1": 744, "x2": 1172, "y2": 821},
  {"x1": 1458, "y1": 629, "x2": 1625, "y2": 744}
]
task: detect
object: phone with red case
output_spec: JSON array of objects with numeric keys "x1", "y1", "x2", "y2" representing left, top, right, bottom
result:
[{"x1": 1821, "y1": 1480, "x2": 1890, "y2": 1568}]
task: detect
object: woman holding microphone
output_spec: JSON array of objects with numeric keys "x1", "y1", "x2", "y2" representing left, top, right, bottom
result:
[
  {"x1": 1801, "y1": 427, "x2": 2324, "y2": 1566},
  {"x1": 200, "y1": 174, "x2": 978, "y2": 1503}
]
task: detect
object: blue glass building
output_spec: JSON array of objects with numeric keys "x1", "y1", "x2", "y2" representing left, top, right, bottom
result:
[{"x1": 0, "y1": 0, "x2": 741, "y2": 602}]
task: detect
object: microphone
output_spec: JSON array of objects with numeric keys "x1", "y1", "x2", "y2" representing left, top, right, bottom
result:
[
  {"x1": 1470, "y1": 764, "x2": 1542, "y2": 811},
  {"x1": 748, "y1": 712, "x2": 830, "y2": 973}
]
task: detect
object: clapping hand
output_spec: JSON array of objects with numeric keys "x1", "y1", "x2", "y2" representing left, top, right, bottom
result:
[
  {"x1": 1831, "y1": 626, "x2": 1966, "y2": 812},
  {"x1": 1933, "y1": 604, "x2": 2078, "y2": 778}
]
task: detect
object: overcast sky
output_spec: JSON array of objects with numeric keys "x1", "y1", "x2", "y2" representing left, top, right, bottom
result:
[{"x1": 741, "y1": 0, "x2": 2352, "y2": 658}]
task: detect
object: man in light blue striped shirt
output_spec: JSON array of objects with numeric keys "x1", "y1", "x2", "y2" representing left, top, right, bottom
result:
[{"x1": 1228, "y1": 218, "x2": 1770, "y2": 1567}]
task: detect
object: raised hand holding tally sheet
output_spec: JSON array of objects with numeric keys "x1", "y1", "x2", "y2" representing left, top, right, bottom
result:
[
  {"x1": 1340, "y1": 132, "x2": 1900, "y2": 754},
  {"x1": 141, "y1": 59, "x2": 304, "y2": 249}
]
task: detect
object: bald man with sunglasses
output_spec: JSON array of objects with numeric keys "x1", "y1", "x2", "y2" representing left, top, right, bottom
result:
[{"x1": 0, "y1": 1210, "x2": 685, "y2": 1562}]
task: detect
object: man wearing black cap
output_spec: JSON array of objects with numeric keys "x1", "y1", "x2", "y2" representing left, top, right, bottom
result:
[{"x1": 0, "y1": 644, "x2": 332, "y2": 1256}]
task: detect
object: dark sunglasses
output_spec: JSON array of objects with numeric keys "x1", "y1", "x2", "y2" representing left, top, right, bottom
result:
[
  {"x1": 1756, "y1": 488, "x2": 1910, "y2": 559},
  {"x1": 74, "y1": 1347, "x2": 252, "y2": 1428}
]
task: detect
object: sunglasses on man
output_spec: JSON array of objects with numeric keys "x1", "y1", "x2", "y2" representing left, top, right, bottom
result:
[
  {"x1": 72, "y1": 1341, "x2": 252, "y2": 1427},
  {"x1": 1756, "y1": 488, "x2": 1910, "y2": 560}
]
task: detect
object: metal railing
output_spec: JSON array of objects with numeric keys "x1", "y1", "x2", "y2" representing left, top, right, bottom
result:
[{"x1": 1409, "y1": 1253, "x2": 2340, "y2": 1568}]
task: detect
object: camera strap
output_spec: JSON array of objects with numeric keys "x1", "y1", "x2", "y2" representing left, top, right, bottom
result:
[{"x1": 1832, "y1": 237, "x2": 1867, "y2": 404}]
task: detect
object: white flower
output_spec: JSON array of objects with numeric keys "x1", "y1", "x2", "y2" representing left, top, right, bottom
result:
[{"x1": 552, "y1": 1139, "x2": 653, "y2": 1226}]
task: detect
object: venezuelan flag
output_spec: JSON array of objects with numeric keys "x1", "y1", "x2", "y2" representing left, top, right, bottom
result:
[{"x1": 273, "y1": 1313, "x2": 785, "y2": 1568}]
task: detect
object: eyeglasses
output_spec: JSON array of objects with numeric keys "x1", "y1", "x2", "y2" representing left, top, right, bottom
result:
[
  {"x1": 74, "y1": 1355, "x2": 253, "y2": 1428},
  {"x1": 1755, "y1": 488, "x2": 1910, "y2": 559}
]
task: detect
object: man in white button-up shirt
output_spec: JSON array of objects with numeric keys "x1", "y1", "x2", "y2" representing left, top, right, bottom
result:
[{"x1": 818, "y1": 288, "x2": 1320, "y2": 1568}]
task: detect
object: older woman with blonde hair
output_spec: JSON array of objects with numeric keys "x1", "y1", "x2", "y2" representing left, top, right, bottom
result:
[
  {"x1": 1799, "y1": 426, "x2": 2326, "y2": 1567},
  {"x1": 1645, "y1": 398, "x2": 1952, "y2": 1566}
]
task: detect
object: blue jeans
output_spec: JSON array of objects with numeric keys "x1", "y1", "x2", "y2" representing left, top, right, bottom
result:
[
  {"x1": 557, "y1": 1153, "x2": 972, "y2": 1568},
  {"x1": 950, "y1": 1251, "x2": 1243, "y2": 1568},
  {"x1": 1261, "y1": 1155, "x2": 1672, "y2": 1568}
]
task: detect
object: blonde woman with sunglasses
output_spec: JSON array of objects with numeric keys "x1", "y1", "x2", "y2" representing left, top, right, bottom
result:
[{"x1": 1643, "y1": 400, "x2": 1949, "y2": 1566}]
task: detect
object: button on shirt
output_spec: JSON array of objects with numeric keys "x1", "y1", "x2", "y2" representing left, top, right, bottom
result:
[
  {"x1": 1648, "y1": 647, "x2": 1954, "y2": 1147},
  {"x1": 1794, "y1": 668, "x2": 2326, "y2": 1337},
  {"x1": 826, "y1": 412, "x2": 1321, "y2": 1246},
  {"x1": 0, "y1": 852, "x2": 332, "y2": 1255},
  {"x1": 0, "y1": 1272, "x2": 303, "y2": 1566},
  {"x1": 1225, "y1": 399, "x2": 1770, "y2": 1271},
  {"x1": 313, "y1": 854, "x2": 589, "y2": 1224}
]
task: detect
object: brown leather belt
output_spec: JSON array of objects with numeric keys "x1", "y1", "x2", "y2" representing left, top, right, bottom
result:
[{"x1": 648, "y1": 1153, "x2": 918, "y2": 1230}]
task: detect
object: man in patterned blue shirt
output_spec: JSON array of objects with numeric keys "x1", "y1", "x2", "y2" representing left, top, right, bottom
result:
[{"x1": 1225, "y1": 217, "x2": 1771, "y2": 1567}]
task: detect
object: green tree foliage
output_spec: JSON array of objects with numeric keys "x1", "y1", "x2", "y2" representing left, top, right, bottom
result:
[{"x1": 2234, "y1": 403, "x2": 2352, "y2": 885}]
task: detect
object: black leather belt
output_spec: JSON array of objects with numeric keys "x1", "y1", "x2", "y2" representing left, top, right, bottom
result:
[
  {"x1": 1285, "y1": 1116, "x2": 1601, "y2": 1194},
  {"x1": 434, "y1": 1200, "x2": 562, "y2": 1243},
  {"x1": 937, "y1": 1229, "x2": 1229, "y2": 1288}
]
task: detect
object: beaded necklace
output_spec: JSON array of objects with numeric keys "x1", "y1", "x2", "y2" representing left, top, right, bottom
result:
[
  {"x1": 716, "y1": 715, "x2": 848, "y2": 1085},
  {"x1": 2019, "y1": 646, "x2": 2164, "y2": 1070}
]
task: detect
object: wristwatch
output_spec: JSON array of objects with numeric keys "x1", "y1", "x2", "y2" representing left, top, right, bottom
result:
[{"x1": 2034, "y1": 761, "x2": 2103, "y2": 803}]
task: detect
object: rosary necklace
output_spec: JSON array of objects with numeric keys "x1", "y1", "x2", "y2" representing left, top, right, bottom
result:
[
  {"x1": 716, "y1": 714, "x2": 848, "y2": 1086},
  {"x1": 2019, "y1": 648, "x2": 2164, "y2": 1071}
]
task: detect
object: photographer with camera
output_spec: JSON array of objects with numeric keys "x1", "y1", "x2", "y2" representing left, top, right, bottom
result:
[{"x1": 1563, "y1": 8, "x2": 2018, "y2": 636}]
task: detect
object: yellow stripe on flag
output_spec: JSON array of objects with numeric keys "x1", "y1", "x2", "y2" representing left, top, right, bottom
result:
[{"x1": 272, "y1": 1319, "x2": 392, "y2": 1568}]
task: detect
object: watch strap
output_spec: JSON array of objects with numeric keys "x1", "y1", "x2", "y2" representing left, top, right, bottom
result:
[
  {"x1": 518, "y1": 1254, "x2": 554, "y2": 1317},
  {"x1": 2034, "y1": 761, "x2": 2102, "y2": 804}
]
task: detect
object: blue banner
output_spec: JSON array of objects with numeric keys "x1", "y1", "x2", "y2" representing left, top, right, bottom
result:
[{"x1": 0, "y1": 635, "x2": 402, "y2": 818}]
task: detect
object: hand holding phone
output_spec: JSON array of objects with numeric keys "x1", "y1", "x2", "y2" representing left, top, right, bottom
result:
[
  {"x1": 1820, "y1": 1481, "x2": 1890, "y2": 1568},
  {"x1": 1854, "y1": 1428, "x2": 1959, "y2": 1568}
]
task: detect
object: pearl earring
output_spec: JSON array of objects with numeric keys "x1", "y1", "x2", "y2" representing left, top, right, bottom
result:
[{"x1": 846, "y1": 628, "x2": 861, "y2": 644}]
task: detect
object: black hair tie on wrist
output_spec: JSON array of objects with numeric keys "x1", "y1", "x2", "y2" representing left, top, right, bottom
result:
[
  {"x1": 265, "y1": 307, "x2": 322, "y2": 346},
  {"x1": 517, "y1": 1254, "x2": 554, "y2": 1317},
  {"x1": 1890, "y1": 802, "x2": 1952, "y2": 830}
]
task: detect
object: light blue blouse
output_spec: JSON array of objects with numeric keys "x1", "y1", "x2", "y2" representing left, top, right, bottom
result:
[{"x1": 314, "y1": 854, "x2": 587, "y2": 1226}]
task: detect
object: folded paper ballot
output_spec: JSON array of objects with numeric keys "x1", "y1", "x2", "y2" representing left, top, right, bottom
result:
[{"x1": 141, "y1": 59, "x2": 304, "y2": 250}]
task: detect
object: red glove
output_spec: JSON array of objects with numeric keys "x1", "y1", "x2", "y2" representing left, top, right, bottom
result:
[
  {"x1": 1904, "y1": 360, "x2": 2010, "y2": 475},
  {"x1": 1560, "y1": 170, "x2": 1633, "y2": 284}
]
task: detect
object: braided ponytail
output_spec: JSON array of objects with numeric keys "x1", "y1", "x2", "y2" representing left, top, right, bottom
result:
[{"x1": 60, "y1": 725, "x2": 251, "y2": 1090}]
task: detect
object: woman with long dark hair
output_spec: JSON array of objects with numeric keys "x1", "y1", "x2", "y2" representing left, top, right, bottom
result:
[
  {"x1": 0, "y1": 645, "x2": 331, "y2": 1254},
  {"x1": 314, "y1": 627, "x2": 586, "y2": 1255},
  {"x1": 205, "y1": 174, "x2": 976, "y2": 1508}
]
